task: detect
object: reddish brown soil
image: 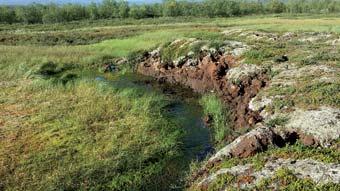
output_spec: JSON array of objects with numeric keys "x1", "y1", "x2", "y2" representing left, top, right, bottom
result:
[{"x1": 137, "y1": 52, "x2": 268, "y2": 129}]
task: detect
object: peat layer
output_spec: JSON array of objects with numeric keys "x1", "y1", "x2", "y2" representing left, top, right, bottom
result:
[{"x1": 137, "y1": 47, "x2": 268, "y2": 129}]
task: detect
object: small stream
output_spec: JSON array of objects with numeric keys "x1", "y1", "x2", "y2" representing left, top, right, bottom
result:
[{"x1": 96, "y1": 73, "x2": 213, "y2": 189}]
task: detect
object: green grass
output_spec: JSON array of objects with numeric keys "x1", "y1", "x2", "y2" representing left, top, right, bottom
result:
[
  {"x1": 0, "y1": 26, "x2": 224, "y2": 190},
  {"x1": 0, "y1": 27, "x2": 144, "y2": 46},
  {"x1": 90, "y1": 30, "x2": 176, "y2": 57},
  {"x1": 1, "y1": 15, "x2": 340, "y2": 190},
  {"x1": 242, "y1": 40, "x2": 290, "y2": 65},
  {"x1": 90, "y1": 28, "x2": 223, "y2": 58},
  {"x1": 0, "y1": 37, "x2": 187, "y2": 190},
  {"x1": 3, "y1": 14, "x2": 340, "y2": 46},
  {"x1": 200, "y1": 94, "x2": 231, "y2": 144},
  {"x1": 3, "y1": 14, "x2": 340, "y2": 33},
  {"x1": 1, "y1": 78, "x2": 185, "y2": 190}
]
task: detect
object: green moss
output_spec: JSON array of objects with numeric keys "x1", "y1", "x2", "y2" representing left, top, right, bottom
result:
[
  {"x1": 244, "y1": 47, "x2": 281, "y2": 64},
  {"x1": 207, "y1": 173, "x2": 235, "y2": 191},
  {"x1": 256, "y1": 168, "x2": 340, "y2": 190},
  {"x1": 266, "y1": 81, "x2": 339, "y2": 110},
  {"x1": 265, "y1": 116, "x2": 289, "y2": 128},
  {"x1": 297, "y1": 82, "x2": 340, "y2": 107},
  {"x1": 312, "y1": 50, "x2": 339, "y2": 62}
]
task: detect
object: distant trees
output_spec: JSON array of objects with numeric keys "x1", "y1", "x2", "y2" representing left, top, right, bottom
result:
[
  {"x1": 87, "y1": 2, "x2": 100, "y2": 20},
  {"x1": 1, "y1": 0, "x2": 340, "y2": 24},
  {"x1": 129, "y1": 5, "x2": 145, "y2": 19},
  {"x1": 203, "y1": 0, "x2": 240, "y2": 17},
  {"x1": 286, "y1": 0, "x2": 340, "y2": 14},
  {"x1": 0, "y1": 6, "x2": 16, "y2": 24},
  {"x1": 266, "y1": 0, "x2": 286, "y2": 13},
  {"x1": 118, "y1": 0, "x2": 129, "y2": 18},
  {"x1": 15, "y1": 4, "x2": 44, "y2": 24},
  {"x1": 163, "y1": 0, "x2": 181, "y2": 17},
  {"x1": 99, "y1": 0, "x2": 117, "y2": 18},
  {"x1": 239, "y1": 1, "x2": 264, "y2": 15}
]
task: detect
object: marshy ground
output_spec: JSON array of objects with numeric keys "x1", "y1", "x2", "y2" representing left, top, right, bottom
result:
[{"x1": 0, "y1": 15, "x2": 339, "y2": 190}]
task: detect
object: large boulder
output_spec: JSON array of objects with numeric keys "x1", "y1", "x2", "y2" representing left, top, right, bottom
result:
[
  {"x1": 226, "y1": 64, "x2": 265, "y2": 84},
  {"x1": 208, "y1": 125, "x2": 276, "y2": 163},
  {"x1": 285, "y1": 107, "x2": 340, "y2": 147}
]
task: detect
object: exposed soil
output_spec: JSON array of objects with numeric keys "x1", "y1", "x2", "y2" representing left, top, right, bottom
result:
[{"x1": 137, "y1": 50, "x2": 268, "y2": 129}]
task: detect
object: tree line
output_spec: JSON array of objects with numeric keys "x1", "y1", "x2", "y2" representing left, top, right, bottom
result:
[{"x1": 1, "y1": 0, "x2": 340, "y2": 24}]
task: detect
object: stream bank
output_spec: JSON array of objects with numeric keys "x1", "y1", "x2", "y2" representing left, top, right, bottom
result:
[
  {"x1": 137, "y1": 46, "x2": 268, "y2": 130},
  {"x1": 98, "y1": 73, "x2": 214, "y2": 190}
]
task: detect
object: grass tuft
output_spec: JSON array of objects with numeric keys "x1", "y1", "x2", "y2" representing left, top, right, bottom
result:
[{"x1": 200, "y1": 94, "x2": 231, "y2": 143}]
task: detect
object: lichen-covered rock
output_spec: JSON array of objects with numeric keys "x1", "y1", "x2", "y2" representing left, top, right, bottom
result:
[
  {"x1": 198, "y1": 158, "x2": 340, "y2": 189},
  {"x1": 298, "y1": 32, "x2": 333, "y2": 43},
  {"x1": 285, "y1": 107, "x2": 340, "y2": 147},
  {"x1": 271, "y1": 64, "x2": 337, "y2": 86},
  {"x1": 281, "y1": 32, "x2": 296, "y2": 40},
  {"x1": 173, "y1": 56, "x2": 187, "y2": 67},
  {"x1": 223, "y1": 40, "x2": 245, "y2": 48},
  {"x1": 200, "y1": 45, "x2": 209, "y2": 52},
  {"x1": 184, "y1": 59, "x2": 198, "y2": 67},
  {"x1": 149, "y1": 47, "x2": 160, "y2": 58},
  {"x1": 220, "y1": 40, "x2": 249, "y2": 56},
  {"x1": 226, "y1": 64, "x2": 265, "y2": 84},
  {"x1": 249, "y1": 97, "x2": 273, "y2": 112},
  {"x1": 222, "y1": 29, "x2": 244, "y2": 36},
  {"x1": 208, "y1": 125, "x2": 276, "y2": 163},
  {"x1": 187, "y1": 51, "x2": 195, "y2": 58},
  {"x1": 198, "y1": 164, "x2": 253, "y2": 189},
  {"x1": 231, "y1": 47, "x2": 248, "y2": 57},
  {"x1": 245, "y1": 31, "x2": 278, "y2": 41}
]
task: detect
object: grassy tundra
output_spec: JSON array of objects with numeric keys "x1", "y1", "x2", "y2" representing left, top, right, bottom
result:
[{"x1": 1, "y1": 15, "x2": 340, "y2": 190}]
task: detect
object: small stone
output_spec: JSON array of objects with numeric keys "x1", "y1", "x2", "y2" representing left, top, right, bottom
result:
[
  {"x1": 274, "y1": 55, "x2": 289, "y2": 63},
  {"x1": 302, "y1": 135, "x2": 316, "y2": 146},
  {"x1": 248, "y1": 117, "x2": 255, "y2": 125},
  {"x1": 203, "y1": 115, "x2": 213, "y2": 126},
  {"x1": 173, "y1": 56, "x2": 187, "y2": 68},
  {"x1": 187, "y1": 51, "x2": 195, "y2": 58}
]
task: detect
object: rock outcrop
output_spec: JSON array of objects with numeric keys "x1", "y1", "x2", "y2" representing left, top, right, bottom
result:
[
  {"x1": 284, "y1": 107, "x2": 340, "y2": 147},
  {"x1": 198, "y1": 158, "x2": 340, "y2": 190},
  {"x1": 208, "y1": 125, "x2": 277, "y2": 163}
]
